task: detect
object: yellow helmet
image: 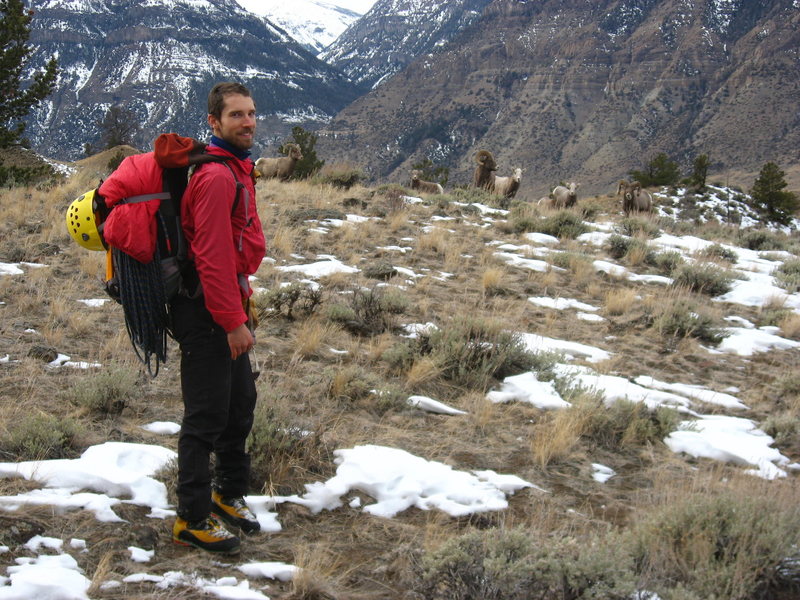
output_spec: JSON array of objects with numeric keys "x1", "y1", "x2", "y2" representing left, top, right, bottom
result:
[{"x1": 66, "y1": 189, "x2": 105, "y2": 251}]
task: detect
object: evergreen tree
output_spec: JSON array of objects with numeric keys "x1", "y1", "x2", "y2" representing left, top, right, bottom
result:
[
  {"x1": 749, "y1": 162, "x2": 799, "y2": 226},
  {"x1": 629, "y1": 153, "x2": 681, "y2": 187},
  {"x1": 411, "y1": 157, "x2": 449, "y2": 187},
  {"x1": 280, "y1": 126, "x2": 324, "y2": 179},
  {"x1": 690, "y1": 154, "x2": 709, "y2": 191},
  {"x1": 0, "y1": 0, "x2": 58, "y2": 148},
  {"x1": 99, "y1": 105, "x2": 139, "y2": 150}
]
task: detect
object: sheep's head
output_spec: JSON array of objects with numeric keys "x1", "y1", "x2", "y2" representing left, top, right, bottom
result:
[
  {"x1": 512, "y1": 168, "x2": 522, "y2": 181},
  {"x1": 410, "y1": 169, "x2": 421, "y2": 182},
  {"x1": 284, "y1": 143, "x2": 303, "y2": 160},
  {"x1": 475, "y1": 150, "x2": 497, "y2": 171}
]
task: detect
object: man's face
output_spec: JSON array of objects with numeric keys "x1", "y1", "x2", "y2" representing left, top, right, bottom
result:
[{"x1": 208, "y1": 93, "x2": 256, "y2": 151}]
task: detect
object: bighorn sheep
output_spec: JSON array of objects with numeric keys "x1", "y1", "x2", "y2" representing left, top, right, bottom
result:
[
  {"x1": 410, "y1": 169, "x2": 443, "y2": 194},
  {"x1": 254, "y1": 143, "x2": 303, "y2": 181},
  {"x1": 493, "y1": 167, "x2": 522, "y2": 199},
  {"x1": 472, "y1": 149, "x2": 497, "y2": 192},
  {"x1": 537, "y1": 196, "x2": 555, "y2": 208},
  {"x1": 552, "y1": 182, "x2": 579, "y2": 208},
  {"x1": 616, "y1": 180, "x2": 653, "y2": 214}
]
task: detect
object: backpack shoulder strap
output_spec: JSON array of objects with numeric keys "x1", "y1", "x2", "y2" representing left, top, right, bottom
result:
[{"x1": 219, "y1": 161, "x2": 245, "y2": 217}]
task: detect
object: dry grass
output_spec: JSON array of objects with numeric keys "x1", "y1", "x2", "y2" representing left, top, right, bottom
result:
[
  {"x1": 2, "y1": 167, "x2": 800, "y2": 600},
  {"x1": 603, "y1": 287, "x2": 638, "y2": 315}
]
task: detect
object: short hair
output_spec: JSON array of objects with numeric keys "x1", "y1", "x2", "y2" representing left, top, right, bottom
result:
[{"x1": 207, "y1": 82, "x2": 252, "y2": 120}]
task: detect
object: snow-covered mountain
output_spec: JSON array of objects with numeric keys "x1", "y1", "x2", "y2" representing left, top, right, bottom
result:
[
  {"x1": 322, "y1": 0, "x2": 491, "y2": 87},
  {"x1": 234, "y1": 0, "x2": 378, "y2": 54},
  {"x1": 24, "y1": 0, "x2": 363, "y2": 161}
]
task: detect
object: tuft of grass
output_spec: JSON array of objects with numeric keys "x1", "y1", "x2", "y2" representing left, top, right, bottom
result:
[{"x1": 604, "y1": 288, "x2": 638, "y2": 316}]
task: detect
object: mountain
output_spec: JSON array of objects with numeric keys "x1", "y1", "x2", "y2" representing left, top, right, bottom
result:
[
  {"x1": 318, "y1": 0, "x2": 800, "y2": 195},
  {"x1": 23, "y1": 0, "x2": 363, "y2": 161},
  {"x1": 233, "y1": 0, "x2": 377, "y2": 55},
  {"x1": 322, "y1": 0, "x2": 493, "y2": 88}
]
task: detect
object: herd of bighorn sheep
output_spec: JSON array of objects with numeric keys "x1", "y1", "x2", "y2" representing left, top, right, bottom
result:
[{"x1": 255, "y1": 145, "x2": 653, "y2": 215}]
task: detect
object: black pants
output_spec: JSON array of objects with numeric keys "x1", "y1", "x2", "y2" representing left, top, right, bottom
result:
[{"x1": 170, "y1": 296, "x2": 257, "y2": 522}]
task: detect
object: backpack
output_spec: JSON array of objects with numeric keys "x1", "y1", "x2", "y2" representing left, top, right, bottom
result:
[{"x1": 66, "y1": 133, "x2": 245, "y2": 375}]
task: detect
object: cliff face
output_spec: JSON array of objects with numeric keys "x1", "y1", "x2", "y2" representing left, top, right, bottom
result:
[
  {"x1": 319, "y1": 0, "x2": 800, "y2": 195},
  {"x1": 24, "y1": 0, "x2": 361, "y2": 160},
  {"x1": 322, "y1": 0, "x2": 493, "y2": 87}
]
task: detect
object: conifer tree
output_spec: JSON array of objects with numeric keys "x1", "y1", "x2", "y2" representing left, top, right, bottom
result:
[
  {"x1": 280, "y1": 126, "x2": 324, "y2": 179},
  {"x1": 749, "y1": 162, "x2": 799, "y2": 226},
  {"x1": 0, "y1": 0, "x2": 58, "y2": 148},
  {"x1": 629, "y1": 153, "x2": 680, "y2": 187},
  {"x1": 690, "y1": 154, "x2": 709, "y2": 191}
]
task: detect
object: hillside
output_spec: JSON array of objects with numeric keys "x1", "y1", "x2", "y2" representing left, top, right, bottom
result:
[
  {"x1": 0, "y1": 166, "x2": 799, "y2": 598},
  {"x1": 318, "y1": 0, "x2": 800, "y2": 195},
  {"x1": 23, "y1": 0, "x2": 361, "y2": 161}
]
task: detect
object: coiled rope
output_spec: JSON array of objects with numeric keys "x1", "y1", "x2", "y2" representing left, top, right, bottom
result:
[{"x1": 113, "y1": 246, "x2": 169, "y2": 377}]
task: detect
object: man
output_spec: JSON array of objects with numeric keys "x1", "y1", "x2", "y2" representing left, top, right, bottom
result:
[{"x1": 170, "y1": 82, "x2": 266, "y2": 554}]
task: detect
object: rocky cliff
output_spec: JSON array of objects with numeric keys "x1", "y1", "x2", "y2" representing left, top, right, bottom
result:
[
  {"x1": 24, "y1": 0, "x2": 362, "y2": 160},
  {"x1": 319, "y1": 0, "x2": 800, "y2": 196}
]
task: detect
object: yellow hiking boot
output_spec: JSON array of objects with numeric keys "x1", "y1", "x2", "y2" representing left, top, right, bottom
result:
[
  {"x1": 211, "y1": 490, "x2": 261, "y2": 535},
  {"x1": 173, "y1": 514, "x2": 241, "y2": 554}
]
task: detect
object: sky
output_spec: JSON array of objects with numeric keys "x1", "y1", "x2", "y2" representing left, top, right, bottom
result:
[{"x1": 1, "y1": 185, "x2": 799, "y2": 598}]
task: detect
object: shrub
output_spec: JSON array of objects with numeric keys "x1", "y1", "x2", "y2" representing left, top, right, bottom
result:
[
  {"x1": 525, "y1": 211, "x2": 589, "y2": 239},
  {"x1": 312, "y1": 164, "x2": 365, "y2": 189},
  {"x1": 247, "y1": 403, "x2": 326, "y2": 493},
  {"x1": 68, "y1": 366, "x2": 139, "y2": 415},
  {"x1": 326, "y1": 365, "x2": 378, "y2": 404},
  {"x1": 417, "y1": 528, "x2": 636, "y2": 600},
  {"x1": 699, "y1": 243, "x2": 738, "y2": 263},
  {"x1": 775, "y1": 259, "x2": 800, "y2": 293},
  {"x1": 426, "y1": 318, "x2": 536, "y2": 389},
  {"x1": 578, "y1": 397, "x2": 681, "y2": 449},
  {"x1": 761, "y1": 412, "x2": 800, "y2": 447},
  {"x1": 606, "y1": 235, "x2": 655, "y2": 265},
  {"x1": 384, "y1": 318, "x2": 536, "y2": 390},
  {"x1": 739, "y1": 229, "x2": 786, "y2": 251},
  {"x1": 616, "y1": 217, "x2": 660, "y2": 238},
  {"x1": 326, "y1": 287, "x2": 408, "y2": 336},
  {"x1": 671, "y1": 264, "x2": 734, "y2": 296},
  {"x1": 629, "y1": 492, "x2": 800, "y2": 599},
  {"x1": 652, "y1": 302, "x2": 724, "y2": 344},
  {"x1": 654, "y1": 250, "x2": 685, "y2": 276},
  {"x1": 257, "y1": 282, "x2": 322, "y2": 320},
  {"x1": 5, "y1": 412, "x2": 81, "y2": 460}
]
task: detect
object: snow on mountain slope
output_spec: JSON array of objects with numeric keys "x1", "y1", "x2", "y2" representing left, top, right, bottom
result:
[{"x1": 234, "y1": 0, "x2": 378, "y2": 53}]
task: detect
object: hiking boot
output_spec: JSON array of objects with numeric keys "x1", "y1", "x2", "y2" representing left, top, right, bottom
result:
[
  {"x1": 211, "y1": 490, "x2": 261, "y2": 534},
  {"x1": 173, "y1": 514, "x2": 241, "y2": 554}
]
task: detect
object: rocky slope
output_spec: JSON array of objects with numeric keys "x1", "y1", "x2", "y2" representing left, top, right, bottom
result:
[
  {"x1": 318, "y1": 0, "x2": 800, "y2": 195},
  {"x1": 321, "y1": 0, "x2": 492, "y2": 88},
  {"x1": 24, "y1": 0, "x2": 362, "y2": 160}
]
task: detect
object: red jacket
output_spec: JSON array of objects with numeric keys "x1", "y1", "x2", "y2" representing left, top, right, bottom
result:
[
  {"x1": 182, "y1": 145, "x2": 266, "y2": 332},
  {"x1": 98, "y1": 152, "x2": 163, "y2": 263}
]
